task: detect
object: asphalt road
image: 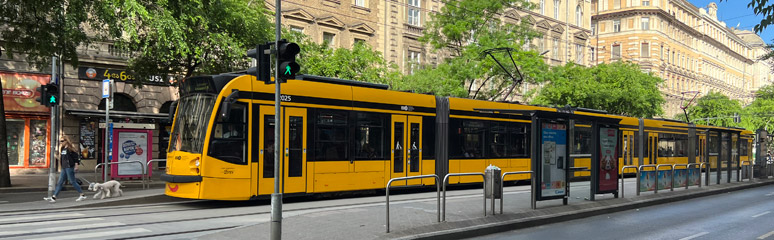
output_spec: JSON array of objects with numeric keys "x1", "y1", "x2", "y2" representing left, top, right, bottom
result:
[{"x1": 473, "y1": 184, "x2": 774, "y2": 240}]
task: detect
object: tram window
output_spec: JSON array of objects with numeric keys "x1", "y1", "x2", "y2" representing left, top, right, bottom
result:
[
  {"x1": 632, "y1": 132, "x2": 639, "y2": 158},
  {"x1": 449, "y1": 118, "x2": 485, "y2": 159},
  {"x1": 209, "y1": 102, "x2": 247, "y2": 165},
  {"x1": 709, "y1": 134, "x2": 719, "y2": 155},
  {"x1": 487, "y1": 122, "x2": 508, "y2": 158},
  {"x1": 354, "y1": 112, "x2": 388, "y2": 160},
  {"x1": 505, "y1": 122, "x2": 530, "y2": 158},
  {"x1": 741, "y1": 140, "x2": 749, "y2": 156},
  {"x1": 315, "y1": 110, "x2": 349, "y2": 161},
  {"x1": 658, "y1": 133, "x2": 675, "y2": 157},
  {"x1": 422, "y1": 116, "x2": 435, "y2": 160},
  {"x1": 572, "y1": 127, "x2": 592, "y2": 155},
  {"x1": 264, "y1": 115, "x2": 275, "y2": 178},
  {"x1": 675, "y1": 134, "x2": 687, "y2": 157}
]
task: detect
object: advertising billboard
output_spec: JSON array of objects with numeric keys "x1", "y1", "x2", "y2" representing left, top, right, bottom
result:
[
  {"x1": 1, "y1": 71, "x2": 50, "y2": 113},
  {"x1": 597, "y1": 127, "x2": 619, "y2": 192},
  {"x1": 539, "y1": 121, "x2": 567, "y2": 199}
]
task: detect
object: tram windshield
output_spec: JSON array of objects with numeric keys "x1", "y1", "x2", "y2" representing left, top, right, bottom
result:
[{"x1": 169, "y1": 94, "x2": 216, "y2": 153}]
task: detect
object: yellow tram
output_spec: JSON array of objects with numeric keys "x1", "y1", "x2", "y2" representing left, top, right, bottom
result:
[{"x1": 162, "y1": 73, "x2": 754, "y2": 200}]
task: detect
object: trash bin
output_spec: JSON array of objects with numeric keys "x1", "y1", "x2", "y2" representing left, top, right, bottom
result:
[{"x1": 485, "y1": 165, "x2": 502, "y2": 199}]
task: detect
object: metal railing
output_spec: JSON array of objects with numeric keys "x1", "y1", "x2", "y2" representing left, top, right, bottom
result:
[
  {"x1": 672, "y1": 164, "x2": 688, "y2": 190},
  {"x1": 500, "y1": 171, "x2": 534, "y2": 214},
  {"x1": 687, "y1": 163, "x2": 702, "y2": 188},
  {"x1": 144, "y1": 159, "x2": 167, "y2": 189},
  {"x1": 385, "y1": 174, "x2": 440, "y2": 233},
  {"x1": 442, "y1": 173, "x2": 486, "y2": 222},
  {"x1": 637, "y1": 165, "x2": 657, "y2": 196},
  {"x1": 740, "y1": 160, "x2": 753, "y2": 182},
  {"x1": 620, "y1": 166, "x2": 638, "y2": 198},
  {"x1": 94, "y1": 161, "x2": 146, "y2": 189},
  {"x1": 656, "y1": 164, "x2": 674, "y2": 193},
  {"x1": 700, "y1": 162, "x2": 709, "y2": 186}
]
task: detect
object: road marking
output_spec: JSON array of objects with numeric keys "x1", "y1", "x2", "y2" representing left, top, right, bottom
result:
[
  {"x1": 30, "y1": 228, "x2": 151, "y2": 240},
  {"x1": 679, "y1": 231, "x2": 709, "y2": 240},
  {"x1": 0, "y1": 201, "x2": 8, "y2": 204},
  {"x1": 765, "y1": 192, "x2": 774, "y2": 196},
  {"x1": 0, "y1": 218, "x2": 104, "y2": 229},
  {"x1": 753, "y1": 211, "x2": 771, "y2": 218},
  {"x1": 0, "y1": 213, "x2": 83, "y2": 223},
  {"x1": 0, "y1": 222, "x2": 123, "y2": 237},
  {"x1": 758, "y1": 230, "x2": 774, "y2": 239}
]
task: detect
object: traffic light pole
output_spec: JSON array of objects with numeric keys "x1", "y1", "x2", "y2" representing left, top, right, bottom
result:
[
  {"x1": 271, "y1": 0, "x2": 283, "y2": 239},
  {"x1": 46, "y1": 57, "x2": 58, "y2": 198}
]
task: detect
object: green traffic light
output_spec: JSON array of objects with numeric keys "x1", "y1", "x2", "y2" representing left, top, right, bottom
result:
[
  {"x1": 284, "y1": 65, "x2": 292, "y2": 75},
  {"x1": 49, "y1": 96, "x2": 56, "y2": 104}
]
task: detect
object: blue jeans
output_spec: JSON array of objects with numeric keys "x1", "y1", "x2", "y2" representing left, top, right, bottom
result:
[{"x1": 53, "y1": 168, "x2": 82, "y2": 196}]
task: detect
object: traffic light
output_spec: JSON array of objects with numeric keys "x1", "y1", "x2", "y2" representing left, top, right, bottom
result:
[
  {"x1": 276, "y1": 40, "x2": 300, "y2": 82},
  {"x1": 46, "y1": 83, "x2": 59, "y2": 106},
  {"x1": 35, "y1": 84, "x2": 49, "y2": 107},
  {"x1": 247, "y1": 43, "x2": 271, "y2": 84}
]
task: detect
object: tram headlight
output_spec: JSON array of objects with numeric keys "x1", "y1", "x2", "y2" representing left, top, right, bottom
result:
[{"x1": 195, "y1": 159, "x2": 200, "y2": 167}]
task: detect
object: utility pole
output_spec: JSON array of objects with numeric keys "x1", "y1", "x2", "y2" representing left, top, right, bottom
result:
[
  {"x1": 271, "y1": 0, "x2": 283, "y2": 238},
  {"x1": 46, "y1": 57, "x2": 59, "y2": 198}
]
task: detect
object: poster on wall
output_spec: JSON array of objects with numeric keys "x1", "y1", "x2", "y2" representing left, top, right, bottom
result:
[
  {"x1": 540, "y1": 121, "x2": 567, "y2": 199},
  {"x1": 79, "y1": 121, "x2": 97, "y2": 159},
  {"x1": 673, "y1": 169, "x2": 688, "y2": 188},
  {"x1": 688, "y1": 168, "x2": 701, "y2": 186},
  {"x1": 657, "y1": 170, "x2": 673, "y2": 190},
  {"x1": 1, "y1": 71, "x2": 50, "y2": 113},
  {"x1": 597, "y1": 127, "x2": 619, "y2": 192},
  {"x1": 112, "y1": 130, "x2": 152, "y2": 177},
  {"x1": 639, "y1": 171, "x2": 656, "y2": 192}
]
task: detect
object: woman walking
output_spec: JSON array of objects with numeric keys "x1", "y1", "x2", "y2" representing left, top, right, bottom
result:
[{"x1": 44, "y1": 135, "x2": 87, "y2": 202}]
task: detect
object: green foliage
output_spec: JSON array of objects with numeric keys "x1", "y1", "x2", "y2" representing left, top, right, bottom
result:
[
  {"x1": 295, "y1": 40, "x2": 401, "y2": 86},
  {"x1": 735, "y1": 0, "x2": 774, "y2": 33},
  {"x1": 98, "y1": 0, "x2": 274, "y2": 81},
  {"x1": 530, "y1": 62, "x2": 665, "y2": 118},
  {"x1": 411, "y1": 0, "x2": 547, "y2": 100},
  {"x1": 741, "y1": 84, "x2": 774, "y2": 131},
  {"x1": 687, "y1": 91, "x2": 742, "y2": 127},
  {"x1": 0, "y1": 0, "x2": 93, "y2": 68}
]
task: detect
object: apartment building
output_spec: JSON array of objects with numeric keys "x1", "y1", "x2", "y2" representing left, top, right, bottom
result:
[{"x1": 591, "y1": 1, "x2": 772, "y2": 117}]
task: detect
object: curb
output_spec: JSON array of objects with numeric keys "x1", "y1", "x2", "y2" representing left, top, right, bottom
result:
[
  {"x1": 393, "y1": 179, "x2": 774, "y2": 240},
  {"x1": 0, "y1": 183, "x2": 167, "y2": 194}
]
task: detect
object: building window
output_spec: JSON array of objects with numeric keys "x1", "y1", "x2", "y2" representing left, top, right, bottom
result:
[
  {"x1": 408, "y1": 0, "x2": 421, "y2": 26},
  {"x1": 614, "y1": 0, "x2": 620, "y2": 9},
  {"x1": 641, "y1": 17, "x2": 649, "y2": 30},
  {"x1": 541, "y1": 0, "x2": 545, "y2": 15},
  {"x1": 552, "y1": 38, "x2": 559, "y2": 59},
  {"x1": 642, "y1": 0, "x2": 650, "y2": 6},
  {"x1": 660, "y1": 45, "x2": 664, "y2": 59},
  {"x1": 290, "y1": 26, "x2": 304, "y2": 33},
  {"x1": 641, "y1": 42, "x2": 649, "y2": 57},
  {"x1": 554, "y1": 0, "x2": 560, "y2": 19},
  {"x1": 590, "y1": 47, "x2": 596, "y2": 63},
  {"x1": 591, "y1": 23, "x2": 596, "y2": 35},
  {"x1": 354, "y1": 0, "x2": 366, "y2": 7},
  {"x1": 538, "y1": 37, "x2": 545, "y2": 52},
  {"x1": 576, "y1": 44, "x2": 583, "y2": 64},
  {"x1": 612, "y1": 44, "x2": 621, "y2": 59},
  {"x1": 576, "y1": 5, "x2": 582, "y2": 26},
  {"x1": 323, "y1": 32, "x2": 336, "y2": 45},
  {"x1": 613, "y1": 19, "x2": 621, "y2": 32},
  {"x1": 408, "y1": 50, "x2": 421, "y2": 74},
  {"x1": 354, "y1": 38, "x2": 366, "y2": 45}
]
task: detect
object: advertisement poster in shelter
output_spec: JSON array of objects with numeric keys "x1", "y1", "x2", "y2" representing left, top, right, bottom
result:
[
  {"x1": 598, "y1": 127, "x2": 618, "y2": 192},
  {"x1": 112, "y1": 130, "x2": 152, "y2": 177},
  {"x1": 540, "y1": 122, "x2": 566, "y2": 198},
  {"x1": 657, "y1": 170, "x2": 672, "y2": 190},
  {"x1": 639, "y1": 171, "x2": 656, "y2": 192},
  {"x1": 688, "y1": 168, "x2": 701, "y2": 186},
  {"x1": 673, "y1": 169, "x2": 687, "y2": 188}
]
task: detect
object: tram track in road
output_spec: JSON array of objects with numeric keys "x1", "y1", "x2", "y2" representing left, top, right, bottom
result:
[{"x1": 107, "y1": 225, "x2": 240, "y2": 240}]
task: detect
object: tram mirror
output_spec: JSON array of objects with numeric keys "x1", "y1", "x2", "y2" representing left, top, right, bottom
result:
[
  {"x1": 168, "y1": 101, "x2": 178, "y2": 123},
  {"x1": 220, "y1": 90, "x2": 240, "y2": 121}
]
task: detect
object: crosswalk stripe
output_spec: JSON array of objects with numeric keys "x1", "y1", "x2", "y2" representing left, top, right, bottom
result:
[
  {"x1": 0, "y1": 222, "x2": 123, "y2": 237},
  {"x1": 759, "y1": 230, "x2": 774, "y2": 240},
  {"x1": 0, "y1": 213, "x2": 84, "y2": 223},
  {"x1": 29, "y1": 228, "x2": 152, "y2": 240},
  {"x1": 0, "y1": 218, "x2": 105, "y2": 229}
]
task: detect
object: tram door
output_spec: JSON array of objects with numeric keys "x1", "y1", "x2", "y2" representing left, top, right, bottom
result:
[
  {"x1": 697, "y1": 135, "x2": 706, "y2": 164},
  {"x1": 648, "y1": 133, "x2": 658, "y2": 164},
  {"x1": 258, "y1": 106, "x2": 307, "y2": 195},
  {"x1": 621, "y1": 131, "x2": 635, "y2": 167},
  {"x1": 390, "y1": 115, "x2": 422, "y2": 186}
]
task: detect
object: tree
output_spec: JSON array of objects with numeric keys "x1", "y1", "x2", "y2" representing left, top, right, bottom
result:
[
  {"x1": 407, "y1": 0, "x2": 549, "y2": 100},
  {"x1": 686, "y1": 91, "x2": 743, "y2": 127},
  {"x1": 0, "y1": 75, "x2": 8, "y2": 187},
  {"x1": 530, "y1": 62, "x2": 665, "y2": 118},
  {"x1": 292, "y1": 37, "x2": 402, "y2": 86},
  {"x1": 742, "y1": 84, "x2": 774, "y2": 131},
  {"x1": 98, "y1": 0, "x2": 274, "y2": 80}
]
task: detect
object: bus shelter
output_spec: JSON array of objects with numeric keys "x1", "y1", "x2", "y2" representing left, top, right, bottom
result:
[
  {"x1": 475, "y1": 107, "x2": 620, "y2": 205},
  {"x1": 704, "y1": 127, "x2": 741, "y2": 184}
]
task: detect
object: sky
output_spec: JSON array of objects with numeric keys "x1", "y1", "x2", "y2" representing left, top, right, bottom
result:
[{"x1": 688, "y1": 0, "x2": 773, "y2": 44}]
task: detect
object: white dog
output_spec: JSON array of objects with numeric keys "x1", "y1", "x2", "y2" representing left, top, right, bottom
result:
[{"x1": 88, "y1": 180, "x2": 123, "y2": 199}]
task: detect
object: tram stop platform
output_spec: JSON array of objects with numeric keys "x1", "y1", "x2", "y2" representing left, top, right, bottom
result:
[{"x1": 200, "y1": 176, "x2": 774, "y2": 240}]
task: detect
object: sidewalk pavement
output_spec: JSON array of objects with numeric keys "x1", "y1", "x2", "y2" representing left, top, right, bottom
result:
[
  {"x1": 0, "y1": 170, "x2": 167, "y2": 194},
  {"x1": 200, "y1": 177, "x2": 774, "y2": 240}
]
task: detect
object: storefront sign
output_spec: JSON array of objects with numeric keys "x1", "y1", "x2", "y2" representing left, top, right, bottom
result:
[
  {"x1": 1, "y1": 71, "x2": 50, "y2": 113},
  {"x1": 540, "y1": 122, "x2": 567, "y2": 198},
  {"x1": 598, "y1": 127, "x2": 619, "y2": 192},
  {"x1": 78, "y1": 67, "x2": 170, "y2": 85}
]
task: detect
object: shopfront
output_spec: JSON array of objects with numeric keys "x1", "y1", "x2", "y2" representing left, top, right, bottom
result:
[{"x1": 2, "y1": 71, "x2": 52, "y2": 172}]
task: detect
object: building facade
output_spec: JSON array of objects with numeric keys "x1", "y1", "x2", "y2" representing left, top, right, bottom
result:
[
  {"x1": 1, "y1": 43, "x2": 177, "y2": 174},
  {"x1": 591, "y1": 1, "x2": 772, "y2": 117}
]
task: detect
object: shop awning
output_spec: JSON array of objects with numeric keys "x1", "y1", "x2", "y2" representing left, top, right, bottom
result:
[{"x1": 66, "y1": 108, "x2": 169, "y2": 119}]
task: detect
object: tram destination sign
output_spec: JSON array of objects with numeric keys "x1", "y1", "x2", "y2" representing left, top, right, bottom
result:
[{"x1": 78, "y1": 67, "x2": 170, "y2": 85}]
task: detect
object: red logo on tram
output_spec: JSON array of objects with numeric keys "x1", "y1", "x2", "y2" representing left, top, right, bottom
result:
[{"x1": 168, "y1": 184, "x2": 179, "y2": 192}]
